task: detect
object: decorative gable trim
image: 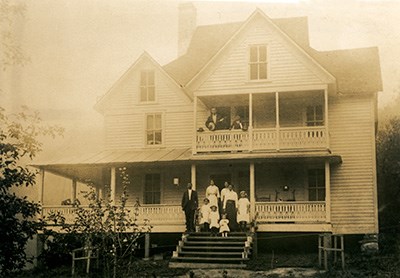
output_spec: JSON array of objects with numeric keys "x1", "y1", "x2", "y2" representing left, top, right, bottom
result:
[
  {"x1": 94, "y1": 52, "x2": 192, "y2": 114},
  {"x1": 185, "y1": 8, "x2": 336, "y2": 92}
]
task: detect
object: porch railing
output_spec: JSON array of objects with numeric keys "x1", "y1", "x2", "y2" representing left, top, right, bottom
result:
[
  {"x1": 42, "y1": 205, "x2": 184, "y2": 226},
  {"x1": 196, "y1": 126, "x2": 327, "y2": 153},
  {"x1": 255, "y1": 201, "x2": 326, "y2": 223}
]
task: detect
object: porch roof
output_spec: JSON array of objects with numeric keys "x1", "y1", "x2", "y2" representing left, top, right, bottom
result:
[{"x1": 32, "y1": 148, "x2": 341, "y2": 168}]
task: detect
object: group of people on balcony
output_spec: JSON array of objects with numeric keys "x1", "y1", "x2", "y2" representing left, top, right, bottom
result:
[
  {"x1": 181, "y1": 180, "x2": 250, "y2": 236},
  {"x1": 204, "y1": 107, "x2": 247, "y2": 131}
]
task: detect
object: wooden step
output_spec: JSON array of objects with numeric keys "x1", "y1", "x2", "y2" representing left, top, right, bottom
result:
[
  {"x1": 187, "y1": 236, "x2": 248, "y2": 240},
  {"x1": 178, "y1": 251, "x2": 244, "y2": 256},
  {"x1": 169, "y1": 262, "x2": 247, "y2": 269},
  {"x1": 184, "y1": 241, "x2": 247, "y2": 245},
  {"x1": 182, "y1": 246, "x2": 248, "y2": 251},
  {"x1": 173, "y1": 256, "x2": 249, "y2": 262}
]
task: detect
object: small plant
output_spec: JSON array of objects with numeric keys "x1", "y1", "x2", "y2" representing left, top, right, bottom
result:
[{"x1": 41, "y1": 167, "x2": 151, "y2": 277}]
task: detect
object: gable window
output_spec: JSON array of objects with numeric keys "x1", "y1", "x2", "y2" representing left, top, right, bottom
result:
[
  {"x1": 306, "y1": 105, "x2": 324, "y2": 126},
  {"x1": 146, "y1": 113, "x2": 162, "y2": 145},
  {"x1": 308, "y1": 169, "x2": 325, "y2": 201},
  {"x1": 140, "y1": 70, "x2": 155, "y2": 102},
  {"x1": 144, "y1": 173, "x2": 161, "y2": 204},
  {"x1": 249, "y1": 45, "x2": 268, "y2": 80}
]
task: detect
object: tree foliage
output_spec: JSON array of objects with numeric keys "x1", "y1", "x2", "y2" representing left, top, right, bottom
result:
[
  {"x1": 0, "y1": 106, "x2": 63, "y2": 274},
  {"x1": 376, "y1": 116, "x2": 400, "y2": 253}
]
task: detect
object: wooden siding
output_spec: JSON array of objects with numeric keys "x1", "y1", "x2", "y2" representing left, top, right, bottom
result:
[
  {"x1": 103, "y1": 59, "x2": 193, "y2": 150},
  {"x1": 329, "y1": 95, "x2": 377, "y2": 234},
  {"x1": 196, "y1": 19, "x2": 324, "y2": 95}
]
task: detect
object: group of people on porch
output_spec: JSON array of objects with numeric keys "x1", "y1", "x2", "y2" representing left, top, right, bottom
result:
[
  {"x1": 181, "y1": 180, "x2": 250, "y2": 236},
  {"x1": 204, "y1": 107, "x2": 247, "y2": 131}
]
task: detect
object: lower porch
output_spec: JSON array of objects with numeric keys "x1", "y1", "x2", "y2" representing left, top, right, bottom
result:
[{"x1": 35, "y1": 151, "x2": 340, "y2": 233}]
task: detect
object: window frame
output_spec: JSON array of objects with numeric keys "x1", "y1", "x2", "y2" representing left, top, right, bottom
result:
[
  {"x1": 307, "y1": 168, "x2": 326, "y2": 201},
  {"x1": 143, "y1": 173, "x2": 162, "y2": 205},
  {"x1": 305, "y1": 105, "x2": 324, "y2": 126},
  {"x1": 248, "y1": 44, "x2": 269, "y2": 81},
  {"x1": 144, "y1": 112, "x2": 164, "y2": 147},
  {"x1": 139, "y1": 70, "x2": 156, "y2": 103}
]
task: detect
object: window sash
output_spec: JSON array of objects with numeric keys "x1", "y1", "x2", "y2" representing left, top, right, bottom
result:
[
  {"x1": 140, "y1": 71, "x2": 155, "y2": 102},
  {"x1": 146, "y1": 114, "x2": 162, "y2": 145},
  {"x1": 144, "y1": 174, "x2": 161, "y2": 204},
  {"x1": 249, "y1": 45, "x2": 268, "y2": 80},
  {"x1": 306, "y1": 105, "x2": 324, "y2": 126},
  {"x1": 308, "y1": 169, "x2": 325, "y2": 201}
]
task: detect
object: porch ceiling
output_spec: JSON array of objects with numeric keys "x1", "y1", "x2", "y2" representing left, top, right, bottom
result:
[{"x1": 31, "y1": 148, "x2": 341, "y2": 181}]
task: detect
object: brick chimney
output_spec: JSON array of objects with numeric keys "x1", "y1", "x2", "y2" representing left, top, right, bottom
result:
[{"x1": 178, "y1": 2, "x2": 197, "y2": 56}]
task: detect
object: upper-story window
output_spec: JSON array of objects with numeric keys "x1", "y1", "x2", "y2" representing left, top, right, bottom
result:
[
  {"x1": 146, "y1": 113, "x2": 162, "y2": 145},
  {"x1": 140, "y1": 70, "x2": 155, "y2": 102},
  {"x1": 306, "y1": 105, "x2": 324, "y2": 126},
  {"x1": 249, "y1": 45, "x2": 268, "y2": 80}
]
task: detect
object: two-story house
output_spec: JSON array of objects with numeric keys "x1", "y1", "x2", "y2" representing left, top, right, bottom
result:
[{"x1": 35, "y1": 5, "x2": 382, "y2": 258}]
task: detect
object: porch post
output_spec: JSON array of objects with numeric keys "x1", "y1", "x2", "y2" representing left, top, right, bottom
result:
[
  {"x1": 71, "y1": 179, "x2": 77, "y2": 204},
  {"x1": 275, "y1": 92, "x2": 280, "y2": 151},
  {"x1": 191, "y1": 164, "x2": 196, "y2": 190},
  {"x1": 249, "y1": 93, "x2": 253, "y2": 152},
  {"x1": 249, "y1": 162, "x2": 256, "y2": 219},
  {"x1": 110, "y1": 167, "x2": 116, "y2": 205},
  {"x1": 324, "y1": 87, "x2": 330, "y2": 149},
  {"x1": 192, "y1": 96, "x2": 198, "y2": 155},
  {"x1": 325, "y1": 160, "x2": 331, "y2": 223},
  {"x1": 38, "y1": 169, "x2": 45, "y2": 216}
]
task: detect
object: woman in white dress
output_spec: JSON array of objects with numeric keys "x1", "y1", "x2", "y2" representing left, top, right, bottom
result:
[
  {"x1": 237, "y1": 191, "x2": 250, "y2": 232},
  {"x1": 205, "y1": 179, "x2": 220, "y2": 209}
]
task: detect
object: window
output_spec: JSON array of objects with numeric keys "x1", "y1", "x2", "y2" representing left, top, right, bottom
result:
[
  {"x1": 140, "y1": 70, "x2": 155, "y2": 102},
  {"x1": 144, "y1": 173, "x2": 161, "y2": 204},
  {"x1": 306, "y1": 105, "x2": 324, "y2": 126},
  {"x1": 249, "y1": 45, "x2": 268, "y2": 80},
  {"x1": 308, "y1": 169, "x2": 325, "y2": 201},
  {"x1": 146, "y1": 113, "x2": 162, "y2": 145}
]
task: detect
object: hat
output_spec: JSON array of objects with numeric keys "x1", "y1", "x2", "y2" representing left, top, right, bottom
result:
[
  {"x1": 203, "y1": 198, "x2": 209, "y2": 202},
  {"x1": 240, "y1": 191, "x2": 247, "y2": 196},
  {"x1": 210, "y1": 205, "x2": 217, "y2": 209},
  {"x1": 207, "y1": 122, "x2": 216, "y2": 131}
]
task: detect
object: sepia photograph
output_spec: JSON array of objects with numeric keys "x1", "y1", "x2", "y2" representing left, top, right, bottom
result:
[{"x1": 1, "y1": 0, "x2": 400, "y2": 277}]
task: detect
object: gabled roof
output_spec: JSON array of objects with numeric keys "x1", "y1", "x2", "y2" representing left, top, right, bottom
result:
[
  {"x1": 94, "y1": 51, "x2": 190, "y2": 114},
  {"x1": 164, "y1": 10, "x2": 382, "y2": 94}
]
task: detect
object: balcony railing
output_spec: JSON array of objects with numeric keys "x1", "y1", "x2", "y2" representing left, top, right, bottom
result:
[
  {"x1": 196, "y1": 126, "x2": 327, "y2": 153},
  {"x1": 255, "y1": 201, "x2": 326, "y2": 223}
]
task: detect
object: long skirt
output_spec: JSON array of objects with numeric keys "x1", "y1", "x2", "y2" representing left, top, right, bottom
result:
[{"x1": 225, "y1": 200, "x2": 238, "y2": 232}]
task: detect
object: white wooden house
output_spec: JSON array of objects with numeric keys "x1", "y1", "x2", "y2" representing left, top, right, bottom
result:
[{"x1": 36, "y1": 7, "x2": 382, "y2": 240}]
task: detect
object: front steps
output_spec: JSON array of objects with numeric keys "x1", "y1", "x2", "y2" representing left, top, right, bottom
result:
[{"x1": 169, "y1": 232, "x2": 253, "y2": 269}]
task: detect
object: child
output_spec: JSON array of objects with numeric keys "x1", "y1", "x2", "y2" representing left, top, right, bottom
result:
[
  {"x1": 237, "y1": 191, "x2": 250, "y2": 232},
  {"x1": 199, "y1": 198, "x2": 211, "y2": 232},
  {"x1": 219, "y1": 213, "x2": 230, "y2": 237},
  {"x1": 209, "y1": 205, "x2": 220, "y2": 236}
]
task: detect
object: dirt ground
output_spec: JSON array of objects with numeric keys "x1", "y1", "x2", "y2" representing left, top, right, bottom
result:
[{"x1": 176, "y1": 268, "x2": 321, "y2": 278}]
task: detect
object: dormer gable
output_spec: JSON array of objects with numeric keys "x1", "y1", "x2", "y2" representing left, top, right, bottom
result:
[
  {"x1": 94, "y1": 52, "x2": 191, "y2": 114},
  {"x1": 185, "y1": 9, "x2": 337, "y2": 93}
]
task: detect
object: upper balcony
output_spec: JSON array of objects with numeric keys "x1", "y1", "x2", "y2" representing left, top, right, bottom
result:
[{"x1": 194, "y1": 90, "x2": 329, "y2": 154}]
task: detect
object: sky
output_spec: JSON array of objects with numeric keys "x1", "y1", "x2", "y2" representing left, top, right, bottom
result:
[{"x1": 1, "y1": 0, "x2": 400, "y2": 157}]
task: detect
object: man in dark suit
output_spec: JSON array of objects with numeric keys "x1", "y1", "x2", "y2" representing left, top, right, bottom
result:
[
  {"x1": 181, "y1": 182, "x2": 199, "y2": 232},
  {"x1": 205, "y1": 107, "x2": 227, "y2": 131}
]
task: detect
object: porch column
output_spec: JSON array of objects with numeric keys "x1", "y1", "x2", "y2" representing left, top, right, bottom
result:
[
  {"x1": 38, "y1": 169, "x2": 45, "y2": 216},
  {"x1": 325, "y1": 160, "x2": 331, "y2": 223},
  {"x1": 249, "y1": 162, "x2": 256, "y2": 219},
  {"x1": 110, "y1": 167, "x2": 116, "y2": 205},
  {"x1": 275, "y1": 92, "x2": 280, "y2": 151},
  {"x1": 71, "y1": 179, "x2": 77, "y2": 204},
  {"x1": 192, "y1": 96, "x2": 198, "y2": 155},
  {"x1": 249, "y1": 93, "x2": 253, "y2": 152},
  {"x1": 324, "y1": 87, "x2": 330, "y2": 149},
  {"x1": 191, "y1": 164, "x2": 196, "y2": 190}
]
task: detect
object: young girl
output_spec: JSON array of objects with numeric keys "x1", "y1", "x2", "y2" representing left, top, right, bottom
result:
[
  {"x1": 199, "y1": 198, "x2": 211, "y2": 232},
  {"x1": 209, "y1": 205, "x2": 220, "y2": 236},
  {"x1": 237, "y1": 191, "x2": 250, "y2": 232},
  {"x1": 219, "y1": 213, "x2": 230, "y2": 237}
]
